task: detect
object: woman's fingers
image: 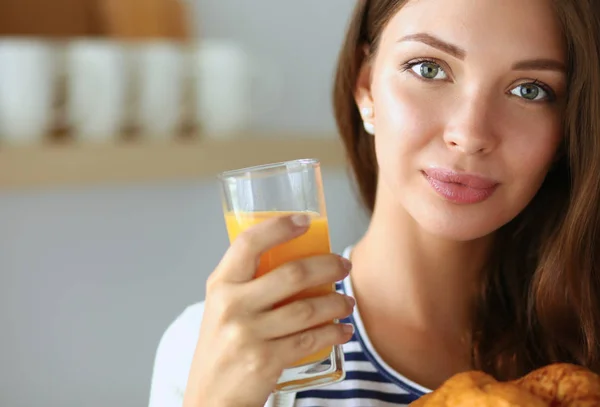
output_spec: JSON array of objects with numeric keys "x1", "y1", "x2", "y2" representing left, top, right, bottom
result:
[
  {"x1": 272, "y1": 322, "x2": 355, "y2": 368},
  {"x1": 241, "y1": 254, "x2": 352, "y2": 311},
  {"x1": 254, "y1": 292, "x2": 355, "y2": 338},
  {"x1": 214, "y1": 214, "x2": 311, "y2": 284}
]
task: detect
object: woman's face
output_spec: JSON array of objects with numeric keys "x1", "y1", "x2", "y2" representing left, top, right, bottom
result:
[{"x1": 357, "y1": 0, "x2": 567, "y2": 241}]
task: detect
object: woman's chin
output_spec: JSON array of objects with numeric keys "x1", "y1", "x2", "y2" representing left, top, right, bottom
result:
[
  {"x1": 423, "y1": 222, "x2": 493, "y2": 241},
  {"x1": 409, "y1": 207, "x2": 507, "y2": 242}
]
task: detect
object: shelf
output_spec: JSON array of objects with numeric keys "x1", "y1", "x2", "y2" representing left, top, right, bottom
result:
[{"x1": 0, "y1": 134, "x2": 347, "y2": 189}]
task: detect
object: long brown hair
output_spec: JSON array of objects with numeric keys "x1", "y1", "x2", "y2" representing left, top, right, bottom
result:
[{"x1": 333, "y1": 0, "x2": 600, "y2": 379}]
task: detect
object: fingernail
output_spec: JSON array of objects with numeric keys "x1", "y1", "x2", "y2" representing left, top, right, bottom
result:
[
  {"x1": 290, "y1": 214, "x2": 310, "y2": 227},
  {"x1": 341, "y1": 257, "x2": 353, "y2": 271},
  {"x1": 342, "y1": 324, "x2": 355, "y2": 335},
  {"x1": 345, "y1": 295, "x2": 356, "y2": 307}
]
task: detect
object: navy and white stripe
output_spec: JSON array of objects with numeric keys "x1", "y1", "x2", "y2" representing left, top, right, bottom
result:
[{"x1": 293, "y1": 272, "x2": 431, "y2": 406}]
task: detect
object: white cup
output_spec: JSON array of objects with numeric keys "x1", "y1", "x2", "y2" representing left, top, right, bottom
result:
[
  {"x1": 134, "y1": 42, "x2": 186, "y2": 139},
  {"x1": 0, "y1": 39, "x2": 57, "y2": 145},
  {"x1": 66, "y1": 40, "x2": 129, "y2": 143},
  {"x1": 193, "y1": 40, "x2": 282, "y2": 137}
]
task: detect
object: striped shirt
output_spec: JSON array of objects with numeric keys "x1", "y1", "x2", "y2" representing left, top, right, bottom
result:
[{"x1": 293, "y1": 271, "x2": 430, "y2": 406}]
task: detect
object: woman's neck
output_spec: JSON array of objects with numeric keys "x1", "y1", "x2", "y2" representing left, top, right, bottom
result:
[
  {"x1": 350, "y1": 189, "x2": 494, "y2": 339},
  {"x1": 348, "y1": 188, "x2": 496, "y2": 387}
]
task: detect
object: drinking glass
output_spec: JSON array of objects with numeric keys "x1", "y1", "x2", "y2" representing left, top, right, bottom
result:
[{"x1": 218, "y1": 158, "x2": 346, "y2": 393}]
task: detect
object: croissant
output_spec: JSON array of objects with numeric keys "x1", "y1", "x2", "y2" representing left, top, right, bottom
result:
[{"x1": 409, "y1": 363, "x2": 600, "y2": 406}]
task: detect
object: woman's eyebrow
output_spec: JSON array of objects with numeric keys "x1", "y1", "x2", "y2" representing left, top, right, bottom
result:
[
  {"x1": 512, "y1": 59, "x2": 566, "y2": 73},
  {"x1": 398, "y1": 33, "x2": 466, "y2": 59},
  {"x1": 398, "y1": 32, "x2": 566, "y2": 73}
]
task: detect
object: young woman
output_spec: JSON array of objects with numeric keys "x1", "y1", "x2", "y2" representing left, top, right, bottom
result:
[{"x1": 149, "y1": 0, "x2": 600, "y2": 406}]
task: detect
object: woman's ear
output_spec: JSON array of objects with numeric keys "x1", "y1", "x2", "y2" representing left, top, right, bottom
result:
[{"x1": 355, "y1": 47, "x2": 376, "y2": 135}]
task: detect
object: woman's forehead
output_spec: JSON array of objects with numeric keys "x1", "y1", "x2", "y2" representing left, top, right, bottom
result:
[{"x1": 378, "y1": 0, "x2": 565, "y2": 62}]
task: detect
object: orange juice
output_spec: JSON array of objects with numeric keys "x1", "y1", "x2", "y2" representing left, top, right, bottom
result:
[{"x1": 224, "y1": 211, "x2": 334, "y2": 367}]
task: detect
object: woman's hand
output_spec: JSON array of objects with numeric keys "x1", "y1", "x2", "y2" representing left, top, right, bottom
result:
[{"x1": 183, "y1": 214, "x2": 355, "y2": 407}]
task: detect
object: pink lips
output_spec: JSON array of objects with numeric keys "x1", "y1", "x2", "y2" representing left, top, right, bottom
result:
[{"x1": 423, "y1": 168, "x2": 499, "y2": 204}]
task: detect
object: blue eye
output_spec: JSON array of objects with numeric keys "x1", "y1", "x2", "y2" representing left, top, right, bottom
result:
[
  {"x1": 510, "y1": 83, "x2": 550, "y2": 101},
  {"x1": 410, "y1": 61, "x2": 448, "y2": 80}
]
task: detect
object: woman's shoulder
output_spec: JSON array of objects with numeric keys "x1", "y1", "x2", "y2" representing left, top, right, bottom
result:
[
  {"x1": 159, "y1": 302, "x2": 206, "y2": 354},
  {"x1": 148, "y1": 302, "x2": 206, "y2": 406},
  {"x1": 171, "y1": 302, "x2": 206, "y2": 332}
]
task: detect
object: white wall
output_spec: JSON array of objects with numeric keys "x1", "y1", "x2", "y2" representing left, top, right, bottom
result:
[{"x1": 0, "y1": 1, "x2": 365, "y2": 406}]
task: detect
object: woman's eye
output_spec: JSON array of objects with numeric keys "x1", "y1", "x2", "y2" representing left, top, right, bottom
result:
[
  {"x1": 410, "y1": 61, "x2": 448, "y2": 80},
  {"x1": 509, "y1": 83, "x2": 550, "y2": 101}
]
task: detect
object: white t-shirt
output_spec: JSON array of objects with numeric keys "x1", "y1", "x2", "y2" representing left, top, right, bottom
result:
[{"x1": 148, "y1": 247, "x2": 431, "y2": 406}]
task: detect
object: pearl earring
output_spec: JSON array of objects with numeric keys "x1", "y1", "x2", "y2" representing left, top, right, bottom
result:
[
  {"x1": 361, "y1": 107, "x2": 375, "y2": 135},
  {"x1": 360, "y1": 107, "x2": 373, "y2": 118}
]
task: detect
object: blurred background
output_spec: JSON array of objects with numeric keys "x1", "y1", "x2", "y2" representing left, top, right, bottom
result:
[{"x1": 0, "y1": 1, "x2": 369, "y2": 406}]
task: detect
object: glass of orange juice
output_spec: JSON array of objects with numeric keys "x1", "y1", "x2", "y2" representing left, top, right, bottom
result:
[{"x1": 218, "y1": 158, "x2": 345, "y2": 393}]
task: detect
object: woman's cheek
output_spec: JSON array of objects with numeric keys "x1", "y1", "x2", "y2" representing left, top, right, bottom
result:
[
  {"x1": 373, "y1": 75, "x2": 444, "y2": 154},
  {"x1": 500, "y1": 108, "x2": 562, "y2": 187}
]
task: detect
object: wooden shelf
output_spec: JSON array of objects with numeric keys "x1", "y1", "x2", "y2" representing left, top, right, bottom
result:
[{"x1": 0, "y1": 134, "x2": 347, "y2": 189}]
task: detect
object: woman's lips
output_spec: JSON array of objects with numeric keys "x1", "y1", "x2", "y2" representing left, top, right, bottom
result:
[{"x1": 422, "y1": 168, "x2": 499, "y2": 204}]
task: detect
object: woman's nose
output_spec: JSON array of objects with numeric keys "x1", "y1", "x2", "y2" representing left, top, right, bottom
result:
[{"x1": 443, "y1": 93, "x2": 498, "y2": 156}]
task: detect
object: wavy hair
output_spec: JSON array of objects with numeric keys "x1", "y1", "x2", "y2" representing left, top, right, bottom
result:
[{"x1": 332, "y1": 0, "x2": 600, "y2": 379}]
